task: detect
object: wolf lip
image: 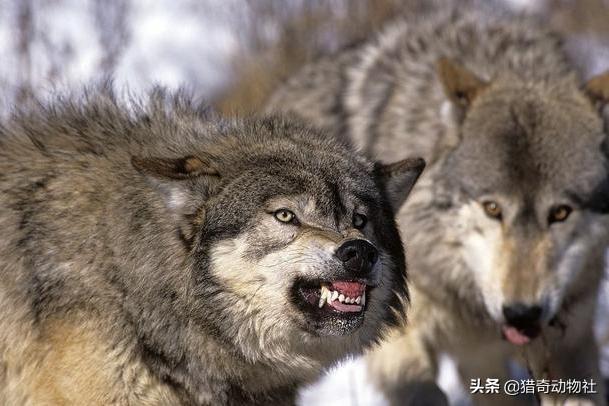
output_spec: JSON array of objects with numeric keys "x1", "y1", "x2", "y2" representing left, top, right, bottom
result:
[
  {"x1": 501, "y1": 324, "x2": 541, "y2": 345},
  {"x1": 318, "y1": 282, "x2": 366, "y2": 313},
  {"x1": 293, "y1": 279, "x2": 371, "y2": 336},
  {"x1": 297, "y1": 280, "x2": 368, "y2": 314}
]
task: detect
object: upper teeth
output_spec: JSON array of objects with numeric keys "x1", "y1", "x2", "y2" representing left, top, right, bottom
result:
[{"x1": 318, "y1": 285, "x2": 365, "y2": 308}]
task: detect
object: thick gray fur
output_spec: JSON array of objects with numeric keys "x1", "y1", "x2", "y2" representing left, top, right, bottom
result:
[
  {"x1": 0, "y1": 89, "x2": 423, "y2": 405},
  {"x1": 268, "y1": 8, "x2": 609, "y2": 405}
]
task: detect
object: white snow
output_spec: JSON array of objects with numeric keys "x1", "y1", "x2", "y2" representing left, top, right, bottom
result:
[
  {"x1": 298, "y1": 357, "x2": 389, "y2": 406},
  {"x1": 0, "y1": 0, "x2": 240, "y2": 109}
]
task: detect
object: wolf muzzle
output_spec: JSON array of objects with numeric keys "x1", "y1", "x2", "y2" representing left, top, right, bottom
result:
[
  {"x1": 501, "y1": 302, "x2": 543, "y2": 345},
  {"x1": 335, "y1": 239, "x2": 379, "y2": 277}
]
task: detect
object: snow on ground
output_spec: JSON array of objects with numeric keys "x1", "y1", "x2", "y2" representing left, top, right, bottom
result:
[
  {"x1": 298, "y1": 357, "x2": 389, "y2": 406},
  {"x1": 297, "y1": 355, "x2": 471, "y2": 406},
  {"x1": 598, "y1": 252, "x2": 609, "y2": 378}
]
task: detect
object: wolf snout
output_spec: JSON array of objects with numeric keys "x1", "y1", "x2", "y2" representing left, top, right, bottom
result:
[
  {"x1": 335, "y1": 239, "x2": 379, "y2": 276},
  {"x1": 501, "y1": 303, "x2": 543, "y2": 345},
  {"x1": 502, "y1": 303, "x2": 542, "y2": 327}
]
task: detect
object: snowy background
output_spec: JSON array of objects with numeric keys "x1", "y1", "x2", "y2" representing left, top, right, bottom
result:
[{"x1": 1, "y1": 0, "x2": 607, "y2": 404}]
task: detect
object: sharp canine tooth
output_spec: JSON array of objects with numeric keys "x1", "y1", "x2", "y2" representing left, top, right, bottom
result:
[
  {"x1": 331, "y1": 291, "x2": 339, "y2": 301},
  {"x1": 338, "y1": 294, "x2": 345, "y2": 303},
  {"x1": 318, "y1": 287, "x2": 327, "y2": 308},
  {"x1": 355, "y1": 296, "x2": 361, "y2": 304}
]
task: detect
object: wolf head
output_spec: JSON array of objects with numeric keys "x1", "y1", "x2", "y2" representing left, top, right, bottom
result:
[
  {"x1": 437, "y1": 59, "x2": 609, "y2": 344},
  {"x1": 133, "y1": 117, "x2": 424, "y2": 361}
]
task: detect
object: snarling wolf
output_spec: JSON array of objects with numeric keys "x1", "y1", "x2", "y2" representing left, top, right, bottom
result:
[
  {"x1": 0, "y1": 90, "x2": 424, "y2": 405},
  {"x1": 267, "y1": 9, "x2": 609, "y2": 405}
]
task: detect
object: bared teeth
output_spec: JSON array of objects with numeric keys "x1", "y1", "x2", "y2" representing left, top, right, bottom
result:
[
  {"x1": 317, "y1": 285, "x2": 365, "y2": 309},
  {"x1": 319, "y1": 285, "x2": 330, "y2": 308}
]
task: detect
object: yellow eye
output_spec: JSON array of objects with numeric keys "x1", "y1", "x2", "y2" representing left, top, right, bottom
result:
[
  {"x1": 482, "y1": 201, "x2": 502, "y2": 220},
  {"x1": 274, "y1": 209, "x2": 295, "y2": 224},
  {"x1": 353, "y1": 213, "x2": 367, "y2": 229},
  {"x1": 548, "y1": 205, "x2": 572, "y2": 224}
]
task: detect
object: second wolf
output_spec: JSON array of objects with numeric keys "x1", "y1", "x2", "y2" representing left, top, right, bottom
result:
[{"x1": 267, "y1": 9, "x2": 609, "y2": 405}]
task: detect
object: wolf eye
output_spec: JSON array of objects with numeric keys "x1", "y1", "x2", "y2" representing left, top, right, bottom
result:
[
  {"x1": 548, "y1": 205, "x2": 572, "y2": 224},
  {"x1": 482, "y1": 201, "x2": 502, "y2": 220},
  {"x1": 274, "y1": 209, "x2": 296, "y2": 224},
  {"x1": 353, "y1": 213, "x2": 367, "y2": 229}
]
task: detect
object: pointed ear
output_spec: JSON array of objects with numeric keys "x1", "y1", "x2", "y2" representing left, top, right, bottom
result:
[
  {"x1": 584, "y1": 70, "x2": 609, "y2": 109},
  {"x1": 132, "y1": 155, "x2": 221, "y2": 246},
  {"x1": 437, "y1": 58, "x2": 488, "y2": 112},
  {"x1": 131, "y1": 155, "x2": 220, "y2": 208},
  {"x1": 131, "y1": 155, "x2": 219, "y2": 179},
  {"x1": 375, "y1": 157, "x2": 425, "y2": 211}
]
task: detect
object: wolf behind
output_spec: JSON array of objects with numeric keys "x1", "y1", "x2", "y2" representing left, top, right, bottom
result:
[
  {"x1": 0, "y1": 90, "x2": 425, "y2": 405},
  {"x1": 267, "y1": 9, "x2": 609, "y2": 405}
]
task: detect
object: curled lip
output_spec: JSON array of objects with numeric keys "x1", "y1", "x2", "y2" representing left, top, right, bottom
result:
[{"x1": 293, "y1": 277, "x2": 374, "y2": 316}]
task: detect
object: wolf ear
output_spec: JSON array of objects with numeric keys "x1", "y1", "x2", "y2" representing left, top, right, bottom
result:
[
  {"x1": 131, "y1": 155, "x2": 221, "y2": 206},
  {"x1": 584, "y1": 70, "x2": 609, "y2": 109},
  {"x1": 376, "y1": 157, "x2": 425, "y2": 211},
  {"x1": 437, "y1": 58, "x2": 488, "y2": 113},
  {"x1": 131, "y1": 155, "x2": 219, "y2": 179},
  {"x1": 132, "y1": 155, "x2": 221, "y2": 245}
]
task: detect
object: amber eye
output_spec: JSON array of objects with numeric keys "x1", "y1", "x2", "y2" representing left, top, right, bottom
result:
[
  {"x1": 353, "y1": 213, "x2": 367, "y2": 229},
  {"x1": 274, "y1": 209, "x2": 296, "y2": 224},
  {"x1": 548, "y1": 205, "x2": 572, "y2": 224},
  {"x1": 482, "y1": 201, "x2": 502, "y2": 220}
]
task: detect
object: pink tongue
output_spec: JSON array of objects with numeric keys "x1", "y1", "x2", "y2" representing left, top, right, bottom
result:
[
  {"x1": 330, "y1": 281, "x2": 365, "y2": 297},
  {"x1": 502, "y1": 326, "x2": 531, "y2": 346},
  {"x1": 329, "y1": 300, "x2": 362, "y2": 312}
]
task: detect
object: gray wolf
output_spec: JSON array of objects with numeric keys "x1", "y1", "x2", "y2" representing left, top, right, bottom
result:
[
  {"x1": 267, "y1": 9, "x2": 609, "y2": 405},
  {"x1": 0, "y1": 90, "x2": 424, "y2": 405}
]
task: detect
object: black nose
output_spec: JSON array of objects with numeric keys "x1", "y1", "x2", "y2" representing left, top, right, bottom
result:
[
  {"x1": 502, "y1": 303, "x2": 542, "y2": 328},
  {"x1": 335, "y1": 239, "x2": 379, "y2": 275}
]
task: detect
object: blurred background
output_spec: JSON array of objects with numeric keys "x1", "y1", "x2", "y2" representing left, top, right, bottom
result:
[
  {"x1": 1, "y1": 0, "x2": 607, "y2": 404},
  {"x1": 3, "y1": 0, "x2": 609, "y2": 113}
]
